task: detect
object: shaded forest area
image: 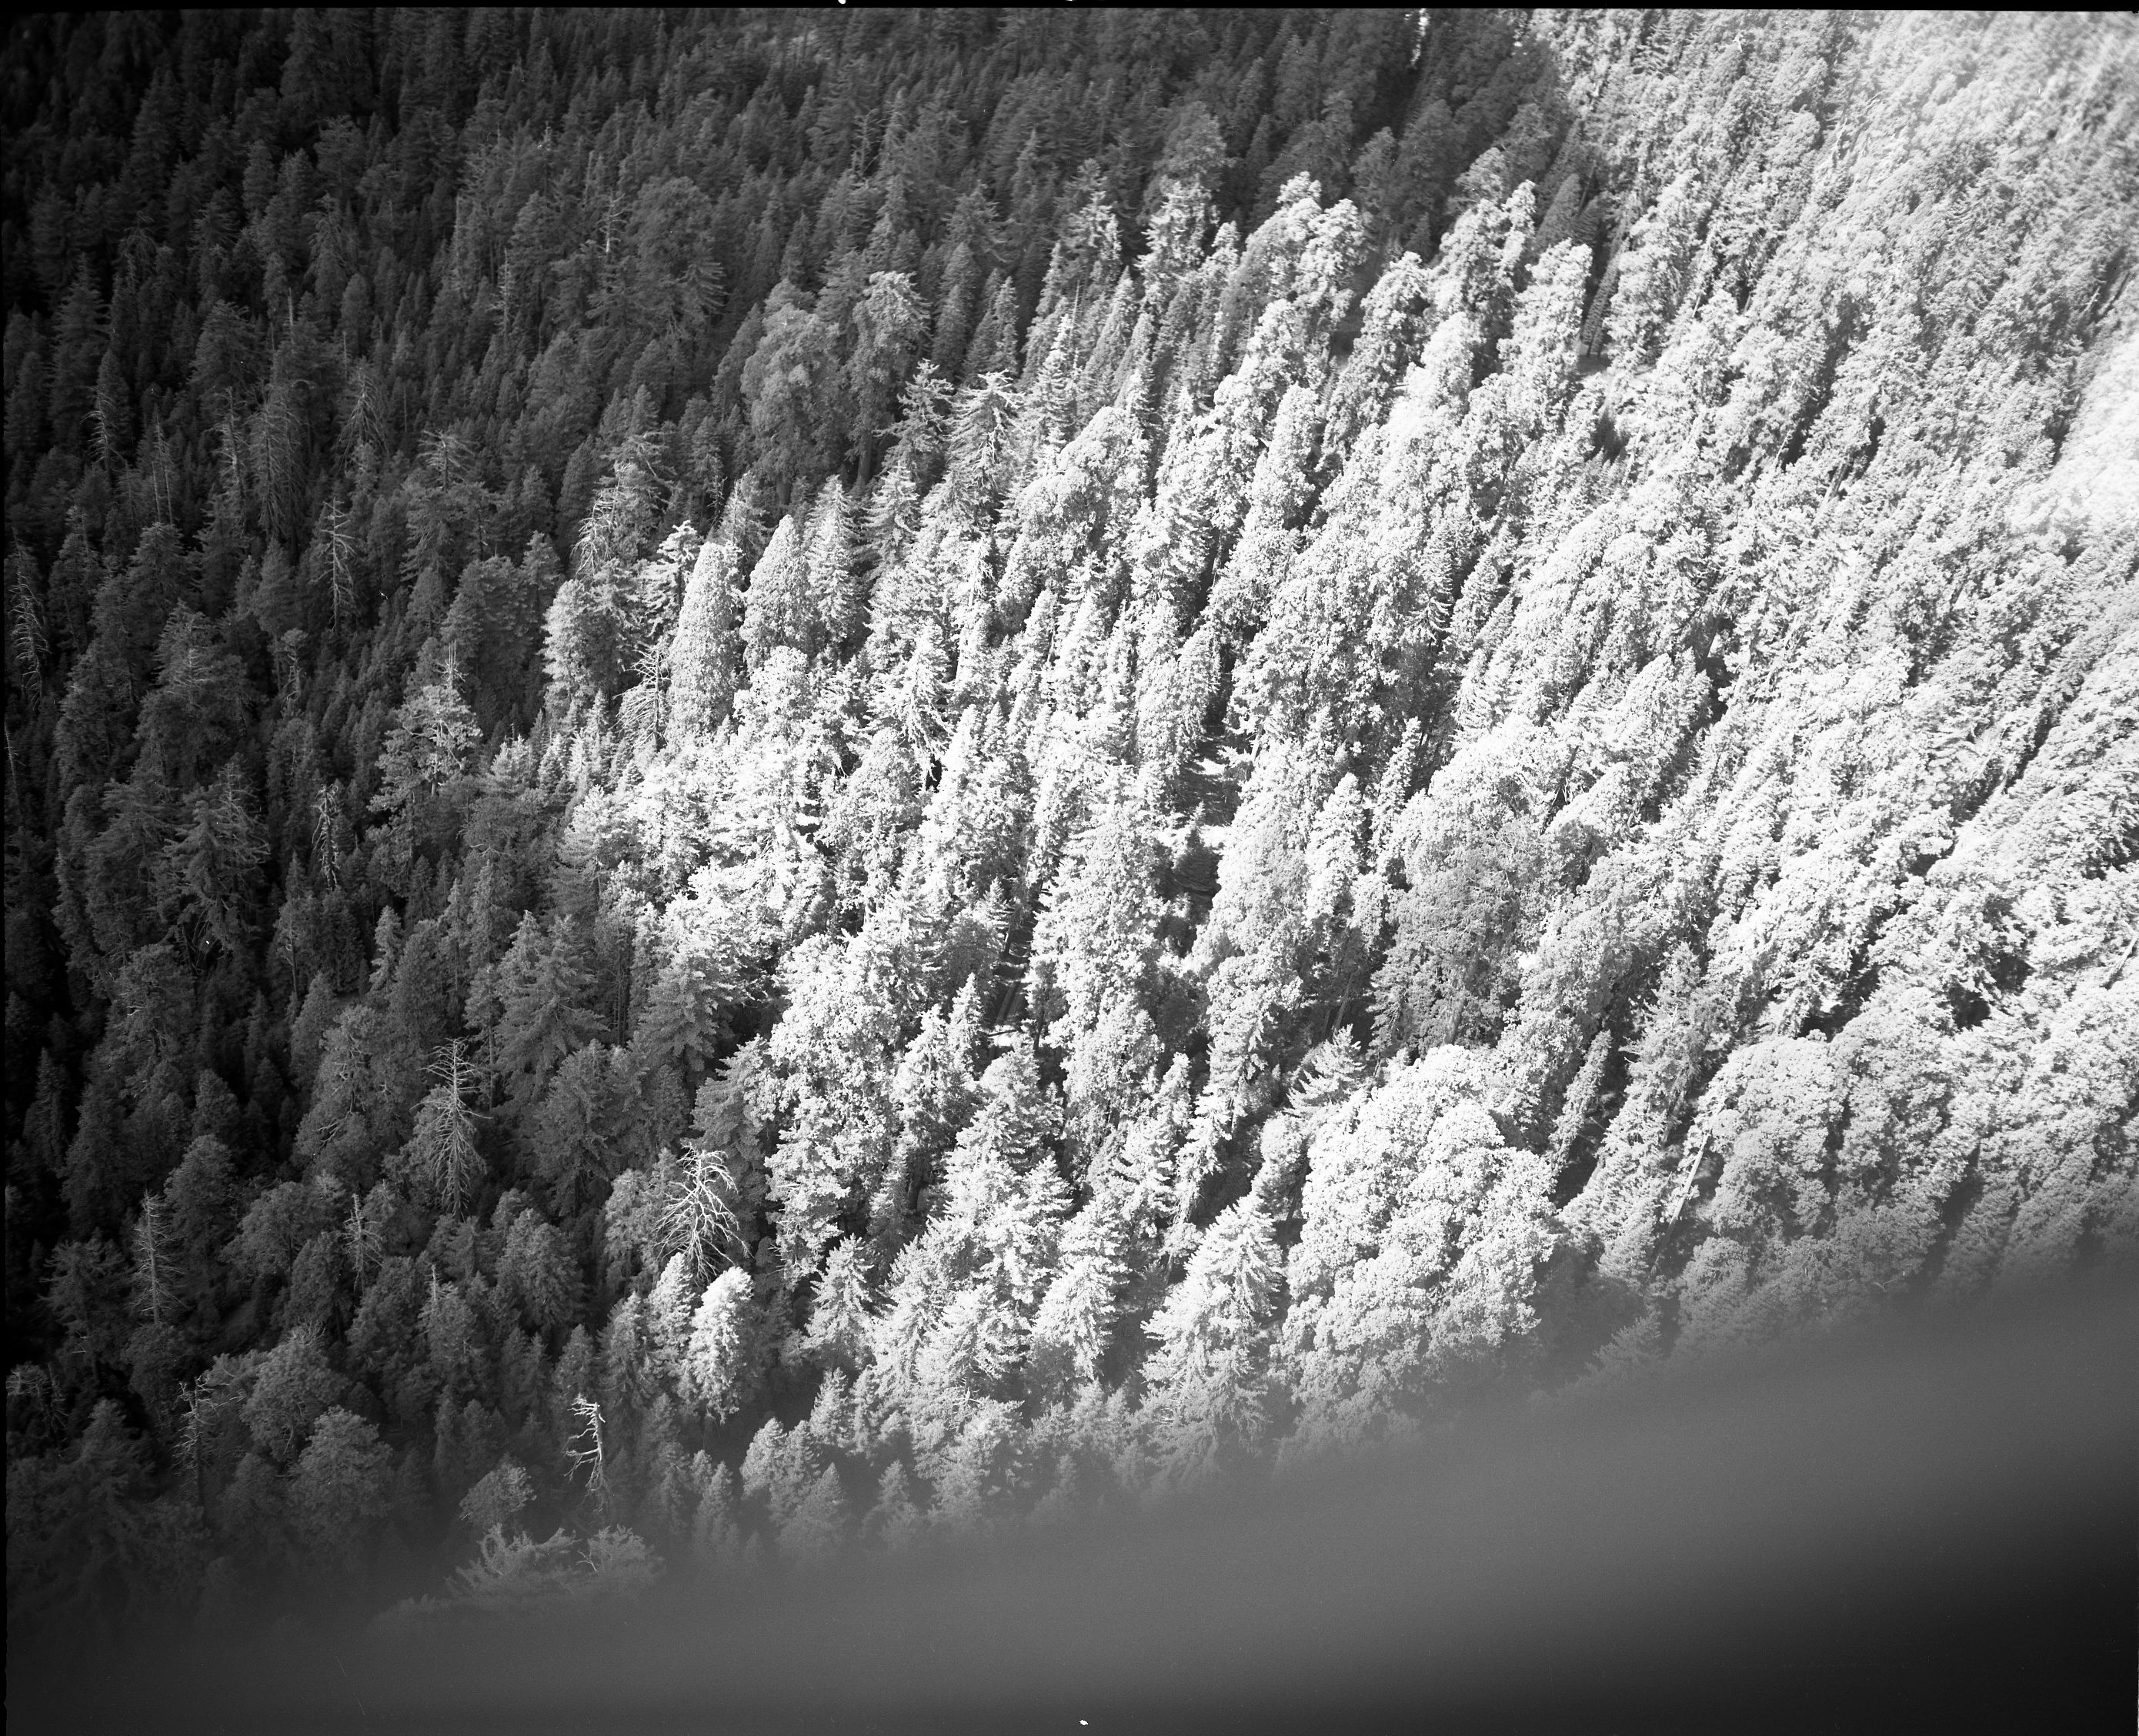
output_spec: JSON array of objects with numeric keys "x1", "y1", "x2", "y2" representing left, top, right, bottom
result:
[{"x1": 4, "y1": 8, "x2": 2135, "y2": 1641}]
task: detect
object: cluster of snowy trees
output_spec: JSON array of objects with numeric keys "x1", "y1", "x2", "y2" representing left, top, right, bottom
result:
[{"x1": 5, "y1": 9, "x2": 2135, "y2": 1640}]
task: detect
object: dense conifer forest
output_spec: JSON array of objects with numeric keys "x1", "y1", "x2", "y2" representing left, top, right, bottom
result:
[{"x1": 4, "y1": 8, "x2": 2135, "y2": 1641}]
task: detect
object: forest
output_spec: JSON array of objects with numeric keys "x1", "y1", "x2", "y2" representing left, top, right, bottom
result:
[{"x1": 3, "y1": 8, "x2": 2135, "y2": 1643}]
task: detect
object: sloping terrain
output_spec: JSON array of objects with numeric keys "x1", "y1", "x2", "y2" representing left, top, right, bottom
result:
[{"x1": 4, "y1": 9, "x2": 2134, "y2": 1636}]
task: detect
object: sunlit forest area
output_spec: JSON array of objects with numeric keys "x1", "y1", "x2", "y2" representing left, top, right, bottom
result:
[{"x1": 5, "y1": 8, "x2": 2135, "y2": 1641}]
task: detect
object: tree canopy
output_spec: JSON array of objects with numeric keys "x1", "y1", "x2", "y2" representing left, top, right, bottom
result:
[{"x1": 5, "y1": 7, "x2": 2135, "y2": 1639}]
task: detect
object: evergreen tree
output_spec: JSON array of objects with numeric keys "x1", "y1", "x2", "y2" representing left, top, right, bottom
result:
[
  {"x1": 288, "y1": 1408, "x2": 392, "y2": 1581},
  {"x1": 680, "y1": 1267, "x2": 761, "y2": 1422},
  {"x1": 666, "y1": 539, "x2": 740, "y2": 740}
]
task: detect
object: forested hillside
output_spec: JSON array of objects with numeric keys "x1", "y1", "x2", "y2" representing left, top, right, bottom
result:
[{"x1": 5, "y1": 8, "x2": 2135, "y2": 1640}]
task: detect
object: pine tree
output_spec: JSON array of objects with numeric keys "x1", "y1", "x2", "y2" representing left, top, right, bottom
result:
[
  {"x1": 778, "y1": 1463, "x2": 853, "y2": 1564},
  {"x1": 457, "y1": 1457, "x2": 536, "y2": 1539},
  {"x1": 849, "y1": 270, "x2": 929, "y2": 485},
  {"x1": 739, "y1": 515, "x2": 813, "y2": 671},
  {"x1": 161, "y1": 766, "x2": 269, "y2": 963},
  {"x1": 666, "y1": 538, "x2": 740, "y2": 739},
  {"x1": 1026, "y1": 1195, "x2": 1127, "y2": 1397},
  {"x1": 526, "y1": 1043, "x2": 636, "y2": 1218},
  {"x1": 240, "y1": 1326, "x2": 345, "y2": 1464},
  {"x1": 680, "y1": 1267, "x2": 761, "y2": 1422},
  {"x1": 742, "y1": 286, "x2": 839, "y2": 505},
  {"x1": 288, "y1": 1407, "x2": 392, "y2": 1579},
  {"x1": 493, "y1": 915, "x2": 607, "y2": 1113},
  {"x1": 402, "y1": 1040, "x2": 489, "y2": 1214},
  {"x1": 803, "y1": 1240, "x2": 878, "y2": 1371},
  {"x1": 1141, "y1": 1194, "x2": 1283, "y2": 1477},
  {"x1": 801, "y1": 477, "x2": 865, "y2": 649},
  {"x1": 372, "y1": 663, "x2": 482, "y2": 824}
]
